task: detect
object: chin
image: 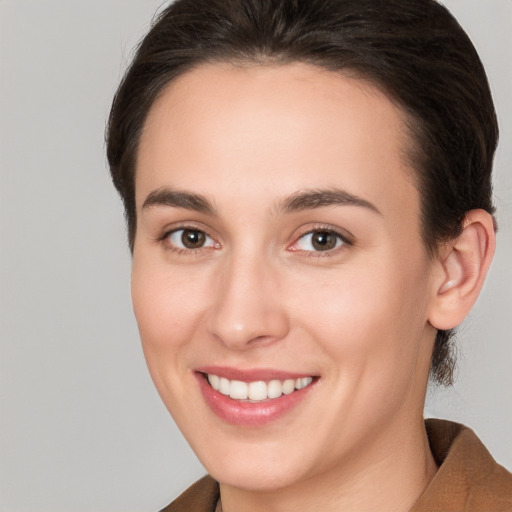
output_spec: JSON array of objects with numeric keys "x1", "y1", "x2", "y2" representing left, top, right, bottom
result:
[
  {"x1": 208, "y1": 459, "x2": 306, "y2": 492},
  {"x1": 189, "y1": 433, "x2": 315, "y2": 492}
]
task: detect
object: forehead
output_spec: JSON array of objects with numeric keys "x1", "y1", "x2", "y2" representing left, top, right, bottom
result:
[{"x1": 136, "y1": 62, "x2": 419, "y2": 221}]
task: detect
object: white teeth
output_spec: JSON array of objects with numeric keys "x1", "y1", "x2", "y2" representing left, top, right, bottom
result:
[
  {"x1": 248, "y1": 381, "x2": 267, "y2": 401},
  {"x1": 282, "y1": 379, "x2": 295, "y2": 395},
  {"x1": 208, "y1": 374, "x2": 220, "y2": 391},
  {"x1": 207, "y1": 374, "x2": 314, "y2": 401},
  {"x1": 219, "y1": 377, "x2": 230, "y2": 396},
  {"x1": 295, "y1": 377, "x2": 313, "y2": 389},
  {"x1": 229, "y1": 380, "x2": 248, "y2": 399},
  {"x1": 267, "y1": 379, "x2": 283, "y2": 399}
]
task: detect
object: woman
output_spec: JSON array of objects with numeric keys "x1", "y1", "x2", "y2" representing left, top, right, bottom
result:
[{"x1": 106, "y1": 0, "x2": 512, "y2": 510}]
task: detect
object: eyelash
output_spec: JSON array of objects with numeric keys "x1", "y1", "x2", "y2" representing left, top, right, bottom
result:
[
  {"x1": 158, "y1": 224, "x2": 353, "y2": 258},
  {"x1": 289, "y1": 225, "x2": 353, "y2": 258},
  {"x1": 159, "y1": 225, "x2": 219, "y2": 256}
]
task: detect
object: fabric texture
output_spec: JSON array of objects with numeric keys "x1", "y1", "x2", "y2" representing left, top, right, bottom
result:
[{"x1": 159, "y1": 419, "x2": 512, "y2": 511}]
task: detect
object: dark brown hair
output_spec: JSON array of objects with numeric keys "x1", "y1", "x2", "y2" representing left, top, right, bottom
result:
[{"x1": 106, "y1": 0, "x2": 498, "y2": 386}]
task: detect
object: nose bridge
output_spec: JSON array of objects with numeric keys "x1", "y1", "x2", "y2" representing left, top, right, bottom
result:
[{"x1": 207, "y1": 247, "x2": 289, "y2": 349}]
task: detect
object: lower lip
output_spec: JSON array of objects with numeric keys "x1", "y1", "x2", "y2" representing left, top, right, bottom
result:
[{"x1": 196, "y1": 373, "x2": 316, "y2": 427}]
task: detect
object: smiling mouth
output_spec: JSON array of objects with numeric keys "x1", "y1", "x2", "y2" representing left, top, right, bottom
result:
[{"x1": 205, "y1": 373, "x2": 315, "y2": 402}]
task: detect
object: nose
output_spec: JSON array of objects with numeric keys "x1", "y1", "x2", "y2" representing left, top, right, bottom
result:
[{"x1": 206, "y1": 253, "x2": 290, "y2": 350}]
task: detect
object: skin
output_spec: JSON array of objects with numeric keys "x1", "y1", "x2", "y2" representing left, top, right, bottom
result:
[{"x1": 131, "y1": 62, "x2": 469, "y2": 511}]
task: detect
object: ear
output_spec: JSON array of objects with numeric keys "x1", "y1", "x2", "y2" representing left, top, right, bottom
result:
[{"x1": 428, "y1": 209, "x2": 496, "y2": 330}]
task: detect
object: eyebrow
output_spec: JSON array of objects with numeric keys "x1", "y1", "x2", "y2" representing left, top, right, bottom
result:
[
  {"x1": 142, "y1": 188, "x2": 216, "y2": 214},
  {"x1": 141, "y1": 186, "x2": 381, "y2": 216},
  {"x1": 278, "y1": 188, "x2": 381, "y2": 215}
]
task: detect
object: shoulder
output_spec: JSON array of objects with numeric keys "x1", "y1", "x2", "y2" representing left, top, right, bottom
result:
[
  {"x1": 412, "y1": 419, "x2": 512, "y2": 511},
  {"x1": 159, "y1": 475, "x2": 219, "y2": 512}
]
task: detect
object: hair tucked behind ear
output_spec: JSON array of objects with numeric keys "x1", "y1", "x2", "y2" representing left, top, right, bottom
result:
[
  {"x1": 106, "y1": 0, "x2": 498, "y2": 386},
  {"x1": 430, "y1": 330, "x2": 457, "y2": 387}
]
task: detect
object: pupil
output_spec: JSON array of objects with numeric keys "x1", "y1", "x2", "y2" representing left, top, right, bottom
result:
[
  {"x1": 182, "y1": 229, "x2": 205, "y2": 248},
  {"x1": 312, "y1": 231, "x2": 336, "y2": 251}
]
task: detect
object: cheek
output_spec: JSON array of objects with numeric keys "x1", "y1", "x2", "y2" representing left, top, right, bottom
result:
[
  {"x1": 130, "y1": 254, "x2": 209, "y2": 376},
  {"x1": 288, "y1": 253, "x2": 431, "y2": 382}
]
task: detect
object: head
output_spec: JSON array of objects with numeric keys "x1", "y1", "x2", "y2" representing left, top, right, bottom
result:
[
  {"x1": 106, "y1": 0, "x2": 497, "y2": 493},
  {"x1": 107, "y1": 0, "x2": 498, "y2": 388}
]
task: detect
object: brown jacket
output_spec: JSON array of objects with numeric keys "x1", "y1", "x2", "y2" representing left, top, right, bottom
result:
[{"x1": 161, "y1": 419, "x2": 512, "y2": 511}]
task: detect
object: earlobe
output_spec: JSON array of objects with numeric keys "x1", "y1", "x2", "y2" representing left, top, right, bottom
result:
[{"x1": 428, "y1": 209, "x2": 496, "y2": 330}]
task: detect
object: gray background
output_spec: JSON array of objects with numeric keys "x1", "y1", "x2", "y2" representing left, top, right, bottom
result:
[{"x1": 0, "y1": 1, "x2": 510, "y2": 511}]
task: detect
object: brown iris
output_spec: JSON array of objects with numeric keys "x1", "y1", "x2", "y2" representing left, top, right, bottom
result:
[
  {"x1": 311, "y1": 231, "x2": 338, "y2": 251},
  {"x1": 181, "y1": 229, "x2": 206, "y2": 249}
]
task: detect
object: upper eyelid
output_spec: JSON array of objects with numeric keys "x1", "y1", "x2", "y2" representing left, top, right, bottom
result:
[
  {"x1": 168, "y1": 227, "x2": 215, "y2": 239},
  {"x1": 292, "y1": 232, "x2": 347, "y2": 250},
  {"x1": 301, "y1": 228, "x2": 349, "y2": 241},
  {"x1": 292, "y1": 225, "x2": 353, "y2": 244},
  {"x1": 159, "y1": 222, "x2": 216, "y2": 240}
]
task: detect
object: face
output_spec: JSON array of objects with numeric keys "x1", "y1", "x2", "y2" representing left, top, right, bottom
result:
[{"x1": 133, "y1": 63, "x2": 438, "y2": 492}]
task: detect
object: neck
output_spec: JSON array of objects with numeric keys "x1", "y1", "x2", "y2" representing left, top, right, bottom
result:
[{"x1": 219, "y1": 418, "x2": 438, "y2": 512}]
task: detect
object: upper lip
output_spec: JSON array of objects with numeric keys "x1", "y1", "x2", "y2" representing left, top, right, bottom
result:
[{"x1": 195, "y1": 366, "x2": 317, "y2": 382}]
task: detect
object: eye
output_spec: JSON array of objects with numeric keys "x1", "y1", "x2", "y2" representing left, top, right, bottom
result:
[
  {"x1": 294, "y1": 230, "x2": 345, "y2": 252},
  {"x1": 167, "y1": 228, "x2": 216, "y2": 250}
]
